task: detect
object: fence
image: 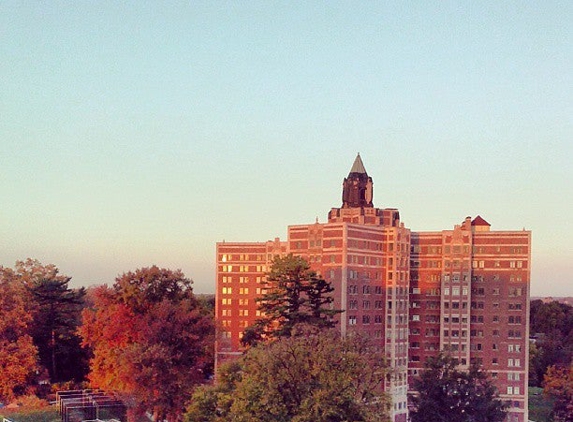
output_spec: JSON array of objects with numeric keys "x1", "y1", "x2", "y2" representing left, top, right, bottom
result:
[{"x1": 56, "y1": 390, "x2": 126, "y2": 422}]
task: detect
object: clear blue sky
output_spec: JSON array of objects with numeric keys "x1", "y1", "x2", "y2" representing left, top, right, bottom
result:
[{"x1": 1, "y1": 1, "x2": 571, "y2": 296}]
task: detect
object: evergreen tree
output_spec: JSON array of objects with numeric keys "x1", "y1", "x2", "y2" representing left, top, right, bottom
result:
[
  {"x1": 241, "y1": 254, "x2": 341, "y2": 347},
  {"x1": 28, "y1": 276, "x2": 87, "y2": 382}
]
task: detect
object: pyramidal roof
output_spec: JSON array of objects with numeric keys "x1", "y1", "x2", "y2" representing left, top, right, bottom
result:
[
  {"x1": 471, "y1": 215, "x2": 491, "y2": 226},
  {"x1": 349, "y1": 153, "x2": 367, "y2": 174}
]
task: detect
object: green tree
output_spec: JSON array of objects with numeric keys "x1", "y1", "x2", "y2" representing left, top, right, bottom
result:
[
  {"x1": 529, "y1": 300, "x2": 573, "y2": 387},
  {"x1": 409, "y1": 353, "x2": 508, "y2": 422},
  {"x1": 185, "y1": 327, "x2": 390, "y2": 422},
  {"x1": 0, "y1": 267, "x2": 38, "y2": 402},
  {"x1": 544, "y1": 364, "x2": 573, "y2": 422},
  {"x1": 80, "y1": 266, "x2": 215, "y2": 422},
  {"x1": 241, "y1": 254, "x2": 341, "y2": 346},
  {"x1": 184, "y1": 360, "x2": 242, "y2": 422}
]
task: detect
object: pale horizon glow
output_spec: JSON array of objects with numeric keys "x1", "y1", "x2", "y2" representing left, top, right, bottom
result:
[{"x1": 1, "y1": 2, "x2": 571, "y2": 296}]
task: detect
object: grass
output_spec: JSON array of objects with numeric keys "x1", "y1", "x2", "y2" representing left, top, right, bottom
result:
[
  {"x1": 0, "y1": 407, "x2": 60, "y2": 422},
  {"x1": 529, "y1": 387, "x2": 554, "y2": 422}
]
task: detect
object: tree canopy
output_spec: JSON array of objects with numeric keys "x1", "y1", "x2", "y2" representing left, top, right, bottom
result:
[
  {"x1": 0, "y1": 267, "x2": 38, "y2": 402},
  {"x1": 409, "y1": 353, "x2": 508, "y2": 422},
  {"x1": 544, "y1": 364, "x2": 573, "y2": 422},
  {"x1": 185, "y1": 326, "x2": 390, "y2": 422},
  {"x1": 529, "y1": 299, "x2": 573, "y2": 387},
  {"x1": 79, "y1": 266, "x2": 215, "y2": 422},
  {"x1": 241, "y1": 254, "x2": 341, "y2": 346},
  {"x1": 14, "y1": 259, "x2": 88, "y2": 383}
]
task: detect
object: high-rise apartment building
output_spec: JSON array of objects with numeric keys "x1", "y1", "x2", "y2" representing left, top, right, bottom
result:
[{"x1": 215, "y1": 155, "x2": 531, "y2": 422}]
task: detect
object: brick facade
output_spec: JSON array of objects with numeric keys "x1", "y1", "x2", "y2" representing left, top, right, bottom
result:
[{"x1": 215, "y1": 154, "x2": 530, "y2": 422}]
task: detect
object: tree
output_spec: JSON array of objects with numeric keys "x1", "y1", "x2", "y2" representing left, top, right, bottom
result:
[
  {"x1": 529, "y1": 300, "x2": 573, "y2": 387},
  {"x1": 409, "y1": 353, "x2": 508, "y2": 422},
  {"x1": 79, "y1": 266, "x2": 215, "y2": 422},
  {"x1": 0, "y1": 267, "x2": 38, "y2": 402},
  {"x1": 185, "y1": 326, "x2": 390, "y2": 422},
  {"x1": 10, "y1": 259, "x2": 89, "y2": 384},
  {"x1": 544, "y1": 364, "x2": 573, "y2": 422},
  {"x1": 241, "y1": 254, "x2": 341, "y2": 346}
]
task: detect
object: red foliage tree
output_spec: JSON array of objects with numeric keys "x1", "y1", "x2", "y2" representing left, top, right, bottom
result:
[{"x1": 79, "y1": 266, "x2": 214, "y2": 422}]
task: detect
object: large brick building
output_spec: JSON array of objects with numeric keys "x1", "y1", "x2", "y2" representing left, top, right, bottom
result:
[{"x1": 216, "y1": 154, "x2": 531, "y2": 422}]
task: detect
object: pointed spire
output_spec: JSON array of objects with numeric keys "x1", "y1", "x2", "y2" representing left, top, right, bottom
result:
[
  {"x1": 342, "y1": 154, "x2": 373, "y2": 208},
  {"x1": 349, "y1": 153, "x2": 367, "y2": 174}
]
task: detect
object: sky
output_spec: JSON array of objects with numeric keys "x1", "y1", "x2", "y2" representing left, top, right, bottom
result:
[{"x1": 1, "y1": 1, "x2": 571, "y2": 296}]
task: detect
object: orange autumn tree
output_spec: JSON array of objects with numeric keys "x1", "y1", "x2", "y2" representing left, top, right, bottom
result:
[
  {"x1": 0, "y1": 266, "x2": 38, "y2": 402},
  {"x1": 80, "y1": 266, "x2": 215, "y2": 422},
  {"x1": 544, "y1": 364, "x2": 573, "y2": 422}
]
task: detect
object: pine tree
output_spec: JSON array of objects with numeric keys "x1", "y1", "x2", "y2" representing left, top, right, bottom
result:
[{"x1": 241, "y1": 254, "x2": 341, "y2": 347}]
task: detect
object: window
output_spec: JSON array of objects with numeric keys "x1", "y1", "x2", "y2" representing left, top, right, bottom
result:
[{"x1": 349, "y1": 316, "x2": 357, "y2": 325}]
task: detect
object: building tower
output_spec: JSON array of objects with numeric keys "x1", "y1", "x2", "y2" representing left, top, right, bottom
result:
[{"x1": 342, "y1": 153, "x2": 374, "y2": 208}]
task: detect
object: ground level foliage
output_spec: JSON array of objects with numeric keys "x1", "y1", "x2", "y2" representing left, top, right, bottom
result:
[
  {"x1": 409, "y1": 353, "x2": 508, "y2": 422},
  {"x1": 185, "y1": 326, "x2": 390, "y2": 422},
  {"x1": 529, "y1": 299, "x2": 573, "y2": 387},
  {"x1": 543, "y1": 364, "x2": 573, "y2": 422}
]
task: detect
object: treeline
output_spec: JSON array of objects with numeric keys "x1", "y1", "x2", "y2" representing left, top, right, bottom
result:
[
  {"x1": 529, "y1": 299, "x2": 573, "y2": 387},
  {"x1": 0, "y1": 259, "x2": 215, "y2": 421},
  {"x1": 2, "y1": 258, "x2": 572, "y2": 421}
]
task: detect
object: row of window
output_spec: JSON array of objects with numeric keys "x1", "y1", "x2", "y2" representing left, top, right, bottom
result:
[
  {"x1": 412, "y1": 327, "x2": 523, "y2": 339},
  {"x1": 414, "y1": 314, "x2": 523, "y2": 325},
  {"x1": 221, "y1": 276, "x2": 265, "y2": 283},
  {"x1": 220, "y1": 254, "x2": 266, "y2": 262},
  {"x1": 220, "y1": 298, "x2": 250, "y2": 305},
  {"x1": 348, "y1": 300, "x2": 385, "y2": 310},
  {"x1": 348, "y1": 315, "x2": 384, "y2": 324},
  {"x1": 411, "y1": 245, "x2": 525, "y2": 255},
  {"x1": 221, "y1": 309, "x2": 262, "y2": 317},
  {"x1": 220, "y1": 265, "x2": 267, "y2": 273}
]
